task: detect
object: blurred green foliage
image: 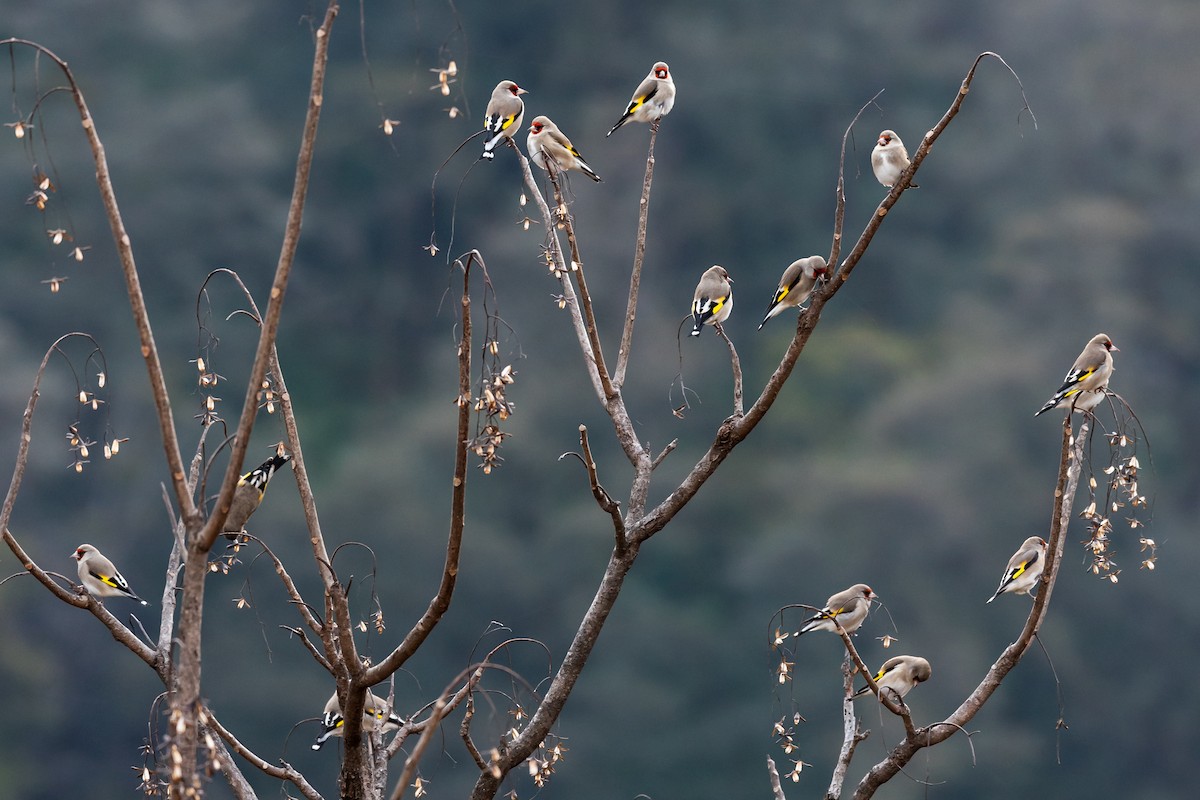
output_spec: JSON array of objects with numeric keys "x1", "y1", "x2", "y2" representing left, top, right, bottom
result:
[{"x1": 1, "y1": 0, "x2": 1197, "y2": 798}]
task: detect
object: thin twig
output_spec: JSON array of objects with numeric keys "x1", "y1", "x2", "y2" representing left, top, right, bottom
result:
[
  {"x1": 714, "y1": 323, "x2": 743, "y2": 417},
  {"x1": 613, "y1": 120, "x2": 659, "y2": 388},
  {"x1": 574, "y1": 425, "x2": 626, "y2": 555}
]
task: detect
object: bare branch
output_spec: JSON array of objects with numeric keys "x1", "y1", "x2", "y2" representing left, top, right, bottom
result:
[
  {"x1": 569, "y1": 425, "x2": 625, "y2": 555},
  {"x1": 206, "y1": 710, "x2": 323, "y2": 800},
  {"x1": 361, "y1": 250, "x2": 475, "y2": 686},
  {"x1": 825, "y1": 653, "x2": 867, "y2": 800},
  {"x1": 199, "y1": 2, "x2": 339, "y2": 552},
  {"x1": 767, "y1": 755, "x2": 787, "y2": 800},
  {"x1": 613, "y1": 121, "x2": 660, "y2": 388},
  {"x1": 849, "y1": 417, "x2": 1084, "y2": 799},
  {"x1": 713, "y1": 323, "x2": 743, "y2": 418},
  {"x1": 517, "y1": 155, "x2": 604, "y2": 401}
]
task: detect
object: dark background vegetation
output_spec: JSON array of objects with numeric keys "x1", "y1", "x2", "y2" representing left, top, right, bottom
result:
[{"x1": 1, "y1": 1, "x2": 1195, "y2": 798}]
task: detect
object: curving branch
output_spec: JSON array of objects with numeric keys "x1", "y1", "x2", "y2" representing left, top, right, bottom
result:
[{"x1": 849, "y1": 417, "x2": 1083, "y2": 799}]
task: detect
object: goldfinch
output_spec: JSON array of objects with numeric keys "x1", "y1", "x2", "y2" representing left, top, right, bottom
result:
[
  {"x1": 223, "y1": 452, "x2": 292, "y2": 540},
  {"x1": 871, "y1": 130, "x2": 916, "y2": 188},
  {"x1": 798, "y1": 584, "x2": 874, "y2": 636},
  {"x1": 482, "y1": 80, "x2": 528, "y2": 160},
  {"x1": 758, "y1": 256, "x2": 829, "y2": 330},
  {"x1": 312, "y1": 690, "x2": 404, "y2": 751},
  {"x1": 853, "y1": 655, "x2": 932, "y2": 702},
  {"x1": 1034, "y1": 333, "x2": 1118, "y2": 417},
  {"x1": 527, "y1": 116, "x2": 602, "y2": 182},
  {"x1": 691, "y1": 266, "x2": 734, "y2": 336},
  {"x1": 72, "y1": 544, "x2": 148, "y2": 605},
  {"x1": 987, "y1": 536, "x2": 1047, "y2": 603},
  {"x1": 607, "y1": 61, "x2": 675, "y2": 136}
]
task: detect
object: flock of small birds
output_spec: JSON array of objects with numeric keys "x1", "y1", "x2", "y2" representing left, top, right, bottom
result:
[
  {"x1": 67, "y1": 63, "x2": 1123, "y2": 741},
  {"x1": 476, "y1": 62, "x2": 1119, "y2": 418}
]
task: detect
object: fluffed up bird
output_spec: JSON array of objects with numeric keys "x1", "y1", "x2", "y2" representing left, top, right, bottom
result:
[
  {"x1": 607, "y1": 61, "x2": 675, "y2": 136},
  {"x1": 872, "y1": 130, "x2": 917, "y2": 188},
  {"x1": 853, "y1": 655, "x2": 932, "y2": 703},
  {"x1": 798, "y1": 583, "x2": 874, "y2": 636},
  {"x1": 1034, "y1": 333, "x2": 1118, "y2": 417},
  {"x1": 482, "y1": 80, "x2": 528, "y2": 160},
  {"x1": 987, "y1": 536, "x2": 1047, "y2": 603},
  {"x1": 73, "y1": 544, "x2": 148, "y2": 605},
  {"x1": 223, "y1": 452, "x2": 293, "y2": 540},
  {"x1": 759, "y1": 255, "x2": 829, "y2": 330},
  {"x1": 527, "y1": 116, "x2": 602, "y2": 182},
  {"x1": 691, "y1": 265, "x2": 734, "y2": 336},
  {"x1": 312, "y1": 690, "x2": 404, "y2": 751}
]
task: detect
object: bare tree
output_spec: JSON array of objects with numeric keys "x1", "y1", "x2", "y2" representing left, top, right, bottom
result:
[{"x1": 0, "y1": 7, "x2": 1151, "y2": 799}]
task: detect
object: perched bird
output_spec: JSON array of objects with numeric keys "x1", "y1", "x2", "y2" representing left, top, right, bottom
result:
[
  {"x1": 72, "y1": 544, "x2": 148, "y2": 605},
  {"x1": 987, "y1": 536, "x2": 1047, "y2": 603},
  {"x1": 312, "y1": 690, "x2": 404, "y2": 751},
  {"x1": 691, "y1": 265, "x2": 734, "y2": 336},
  {"x1": 758, "y1": 255, "x2": 829, "y2": 330},
  {"x1": 527, "y1": 116, "x2": 602, "y2": 182},
  {"x1": 607, "y1": 61, "x2": 676, "y2": 136},
  {"x1": 482, "y1": 80, "x2": 528, "y2": 160},
  {"x1": 871, "y1": 130, "x2": 916, "y2": 188},
  {"x1": 798, "y1": 583, "x2": 874, "y2": 636},
  {"x1": 1034, "y1": 333, "x2": 1118, "y2": 417},
  {"x1": 223, "y1": 452, "x2": 293, "y2": 540},
  {"x1": 853, "y1": 655, "x2": 932, "y2": 702}
]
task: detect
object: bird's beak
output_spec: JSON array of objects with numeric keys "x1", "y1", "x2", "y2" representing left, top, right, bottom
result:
[
  {"x1": 1110, "y1": 345, "x2": 1120, "y2": 352},
  {"x1": 517, "y1": 88, "x2": 529, "y2": 95}
]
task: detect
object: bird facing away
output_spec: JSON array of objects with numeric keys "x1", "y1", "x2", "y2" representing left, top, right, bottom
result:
[
  {"x1": 853, "y1": 655, "x2": 932, "y2": 702},
  {"x1": 223, "y1": 452, "x2": 293, "y2": 540},
  {"x1": 482, "y1": 80, "x2": 528, "y2": 160},
  {"x1": 758, "y1": 255, "x2": 829, "y2": 330},
  {"x1": 798, "y1": 583, "x2": 874, "y2": 636},
  {"x1": 312, "y1": 690, "x2": 404, "y2": 751},
  {"x1": 527, "y1": 116, "x2": 602, "y2": 182},
  {"x1": 1034, "y1": 333, "x2": 1118, "y2": 417},
  {"x1": 987, "y1": 536, "x2": 1048, "y2": 603},
  {"x1": 871, "y1": 130, "x2": 915, "y2": 188},
  {"x1": 73, "y1": 544, "x2": 148, "y2": 605},
  {"x1": 607, "y1": 61, "x2": 676, "y2": 136},
  {"x1": 691, "y1": 265, "x2": 734, "y2": 336}
]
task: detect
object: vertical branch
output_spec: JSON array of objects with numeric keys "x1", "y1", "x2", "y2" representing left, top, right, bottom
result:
[
  {"x1": 824, "y1": 653, "x2": 865, "y2": 800},
  {"x1": 767, "y1": 756, "x2": 788, "y2": 800},
  {"x1": 613, "y1": 121, "x2": 659, "y2": 388},
  {"x1": 198, "y1": 1, "x2": 339, "y2": 552},
  {"x1": 714, "y1": 325, "x2": 743, "y2": 417},
  {"x1": 170, "y1": 4, "x2": 340, "y2": 794},
  {"x1": 545, "y1": 165, "x2": 615, "y2": 401},
  {"x1": 361, "y1": 251, "x2": 474, "y2": 684}
]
